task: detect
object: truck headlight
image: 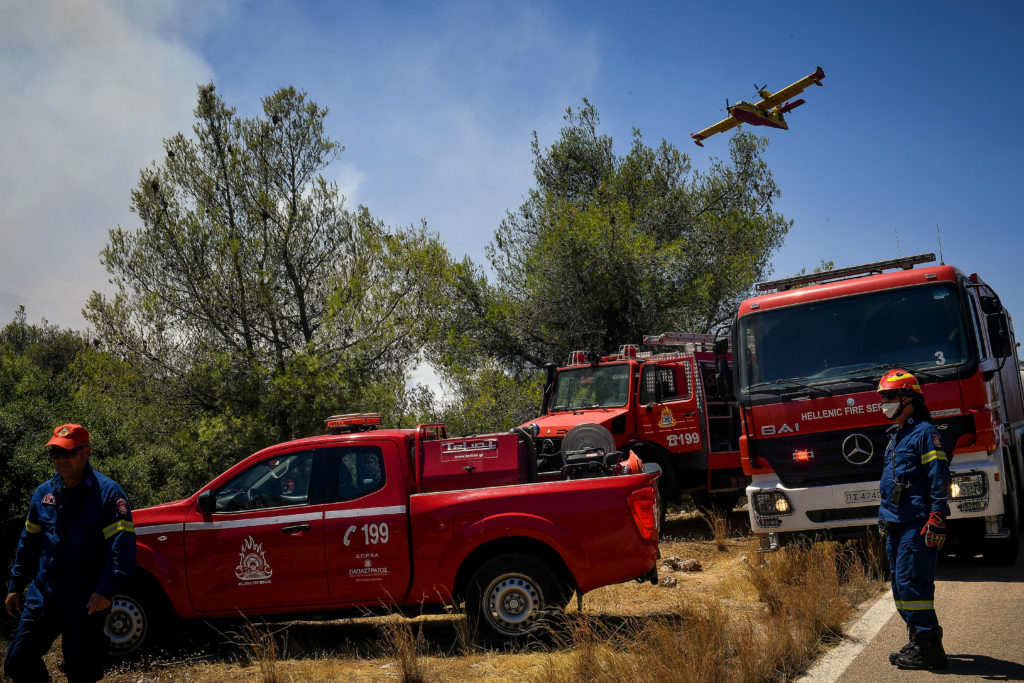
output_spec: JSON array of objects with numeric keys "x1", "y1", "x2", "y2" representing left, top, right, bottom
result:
[
  {"x1": 950, "y1": 472, "x2": 986, "y2": 499},
  {"x1": 752, "y1": 490, "x2": 793, "y2": 516}
]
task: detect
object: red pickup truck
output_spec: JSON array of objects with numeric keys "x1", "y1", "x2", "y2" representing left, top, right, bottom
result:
[{"x1": 107, "y1": 414, "x2": 661, "y2": 654}]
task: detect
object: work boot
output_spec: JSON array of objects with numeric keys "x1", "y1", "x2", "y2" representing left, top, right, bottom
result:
[
  {"x1": 895, "y1": 628, "x2": 947, "y2": 670},
  {"x1": 889, "y1": 626, "x2": 917, "y2": 665}
]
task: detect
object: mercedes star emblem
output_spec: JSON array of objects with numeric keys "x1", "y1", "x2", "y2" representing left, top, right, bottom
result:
[{"x1": 841, "y1": 433, "x2": 874, "y2": 465}]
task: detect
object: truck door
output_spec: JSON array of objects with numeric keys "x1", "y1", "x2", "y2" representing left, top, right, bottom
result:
[
  {"x1": 184, "y1": 449, "x2": 328, "y2": 613},
  {"x1": 637, "y1": 359, "x2": 703, "y2": 452},
  {"x1": 322, "y1": 440, "x2": 411, "y2": 605}
]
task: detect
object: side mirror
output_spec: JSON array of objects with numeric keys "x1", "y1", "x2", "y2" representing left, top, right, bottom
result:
[
  {"x1": 987, "y1": 312, "x2": 1011, "y2": 359},
  {"x1": 197, "y1": 489, "x2": 216, "y2": 515},
  {"x1": 980, "y1": 295, "x2": 1003, "y2": 315}
]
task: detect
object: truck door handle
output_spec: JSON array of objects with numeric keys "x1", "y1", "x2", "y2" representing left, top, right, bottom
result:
[
  {"x1": 682, "y1": 412, "x2": 696, "y2": 417},
  {"x1": 280, "y1": 523, "x2": 311, "y2": 534}
]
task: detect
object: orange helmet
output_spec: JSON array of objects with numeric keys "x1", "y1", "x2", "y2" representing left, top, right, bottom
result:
[{"x1": 876, "y1": 369, "x2": 922, "y2": 396}]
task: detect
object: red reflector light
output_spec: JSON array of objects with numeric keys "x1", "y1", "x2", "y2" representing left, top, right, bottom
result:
[
  {"x1": 569, "y1": 350, "x2": 587, "y2": 364},
  {"x1": 627, "y1": 487, "x2": 658, "y2": 542},
  {"x1": 792, "y1": 449, "x2": 813, "y2": 463}
]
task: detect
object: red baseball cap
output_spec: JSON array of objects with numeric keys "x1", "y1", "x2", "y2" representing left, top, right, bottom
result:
[{"x1": 46, "y1": 424, "x2": 91, "y2": 451}]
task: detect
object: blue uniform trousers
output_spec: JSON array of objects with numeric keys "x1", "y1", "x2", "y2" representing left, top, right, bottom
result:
[
  {"x1": 885, "y1": 519, "x2": 940, "y2": 634},
  {"x1": 3, "y1": 602, "x2": 110, "y2": 683}
]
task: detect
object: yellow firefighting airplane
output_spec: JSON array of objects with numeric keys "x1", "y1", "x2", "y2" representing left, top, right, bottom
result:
[{"x1": 690, "y1": 66, "x2": 825, "y2": 147}]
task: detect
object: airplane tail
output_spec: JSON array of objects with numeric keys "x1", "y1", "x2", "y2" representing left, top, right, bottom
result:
[
  {"x1": 812, "y1": 66, "x2": 825, "y2": 84},
  {"x1": 690, "y1": 133, "x2": 705, "y2": 147}
]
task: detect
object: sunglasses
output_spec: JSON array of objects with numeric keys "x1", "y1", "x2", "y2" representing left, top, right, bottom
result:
[{"x1": 48, "y1": 446, "x2": 87, "y2": 460}]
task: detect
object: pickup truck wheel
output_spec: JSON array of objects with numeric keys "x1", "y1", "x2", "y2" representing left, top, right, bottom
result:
[
  {"x1": 466, "y1": 554, "x2": 567, "y2": 643},
  {"x1": 106, "y1": 586, "x2": 168, "y2": 657}
]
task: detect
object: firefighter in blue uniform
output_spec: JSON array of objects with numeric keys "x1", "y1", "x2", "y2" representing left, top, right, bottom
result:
[
  {"x1": 4, "y1": 424, "x2": 136, "y2": 682},
  {"x1": 877, "y1": 370, "x2": 950, "y2": 670}
]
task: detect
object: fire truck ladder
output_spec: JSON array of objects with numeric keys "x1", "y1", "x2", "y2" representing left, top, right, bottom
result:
[
  {"x1": 755, "y1": 252, "x2": 936, "y2": 292},
  {"x1": 643, "y1": 331, "x2": 718, "y2": 351}
]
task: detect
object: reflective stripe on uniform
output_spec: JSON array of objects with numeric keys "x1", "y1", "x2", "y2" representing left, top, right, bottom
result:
[
  {"x1": 24, "y1": 520, "x2": 41, "y2": 534},
  {"x1": 895, "y1": 599, "x2": 934, "y2": 611},
  {"x1": 102, "y1": 519, "x2": 135, "y2": 539},
  {"x1": 920, "y1": 450, "x2": 947, "y2": 464}
]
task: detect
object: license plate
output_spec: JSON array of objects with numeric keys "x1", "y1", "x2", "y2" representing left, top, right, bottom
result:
[{"x1": 845, "y1": 489, "x2": 881, "y2": 504}]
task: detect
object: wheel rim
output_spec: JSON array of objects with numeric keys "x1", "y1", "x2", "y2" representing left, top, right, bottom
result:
[
  {"x1": 484, "y1": 573, "x2": 544, "y2": 636},
  {"x1": 106, "y1": 595, "x2": 147, "y2": 653}
]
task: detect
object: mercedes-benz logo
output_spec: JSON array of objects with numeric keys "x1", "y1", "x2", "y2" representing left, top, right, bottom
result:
[{"x1": 841, "y1": 433, "x2": 874, "y2": 465}]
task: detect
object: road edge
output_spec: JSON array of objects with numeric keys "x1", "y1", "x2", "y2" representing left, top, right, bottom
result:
[{"x1": 796, "y1": 592, "x2": 895, "y2": 682}]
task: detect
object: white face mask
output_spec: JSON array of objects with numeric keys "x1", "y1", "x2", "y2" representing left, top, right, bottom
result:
[{"x1": 881, "y1": 400, "x2": 904, "y2": 420}]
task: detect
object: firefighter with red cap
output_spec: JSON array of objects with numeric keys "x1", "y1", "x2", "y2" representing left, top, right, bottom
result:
[
  {"x1": 876, "y1": 369, "x2": 951, "y2": 670},
  {"x1": 4, "y1": 424, "x2": 136, "y2": 682}
]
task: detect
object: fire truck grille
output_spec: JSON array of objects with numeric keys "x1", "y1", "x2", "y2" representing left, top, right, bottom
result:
[
  {"x1": 751, "y1": 426, "x2": 893, "y2": 488},
  {"x1": 806, "y1": 506, "x2": 879, "y2": 523},
  {"x1": 751, "y1": 415, "x2": 969, "y2": 489}
]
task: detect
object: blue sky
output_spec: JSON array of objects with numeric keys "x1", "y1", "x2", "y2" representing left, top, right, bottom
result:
[{"x1": 2, "y1": 1, "x2": 1022, "y2": 346}]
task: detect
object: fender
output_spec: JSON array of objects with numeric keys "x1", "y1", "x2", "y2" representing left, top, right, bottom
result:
[
  {"x1": 415, "y1": 512, "x2": 587, "y2": 599},
  {"x1": 134, "y1": 537, "x2": 193, "y2": 617}
]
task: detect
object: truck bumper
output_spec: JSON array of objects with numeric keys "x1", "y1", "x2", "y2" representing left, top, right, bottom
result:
[{"x1": 745, "y1": 449, "x2": 1005, "y2": 536}]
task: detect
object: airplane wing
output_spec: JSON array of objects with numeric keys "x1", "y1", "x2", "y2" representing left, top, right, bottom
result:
[
  {"x1": 690, "y1": 115, "x2": 741, "y2": 147},
  {"x1": 755, "y1": 66, "x2": 825, "y2": 111}
]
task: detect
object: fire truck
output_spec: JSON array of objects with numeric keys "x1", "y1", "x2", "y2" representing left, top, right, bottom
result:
[
  {"x1": 733, "y1": 254, "x2": 1023, "y2": 562},
  {"x1": 519, "y1": 333, "x2": 748, "y2": 516}
]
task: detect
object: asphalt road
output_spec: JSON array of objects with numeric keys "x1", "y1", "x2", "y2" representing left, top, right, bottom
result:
[{"x1": 802, "y1": 539, "x2": 1024, "y2": 682}]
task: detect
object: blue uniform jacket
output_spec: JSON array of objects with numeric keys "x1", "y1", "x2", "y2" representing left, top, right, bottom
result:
[
  {"x1": 7, "y1": 465, "x2": 136, "y2": 610},
  {"x1": 878, "y1": 416, "x2": 951, "y2": 524}
]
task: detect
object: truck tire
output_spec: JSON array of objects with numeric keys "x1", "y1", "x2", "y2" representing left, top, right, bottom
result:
[
  {"x1": 465, "y1": 553, "x2": 569, "y2": 644},
  {"x1": 106, "y1": 581, "x2": 171, "y2": 657},
  {"x1": 985, "y1": 458, "x2": 1020, "y2": 565}
]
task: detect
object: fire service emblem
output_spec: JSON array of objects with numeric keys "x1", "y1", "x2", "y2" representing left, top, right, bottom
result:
[{"x1": 235, "y1": 536, "x2": 273, "y2": 584}]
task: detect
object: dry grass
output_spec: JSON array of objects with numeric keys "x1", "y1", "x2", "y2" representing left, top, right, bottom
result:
[{"x1": 9, "y1": 510, "x2": 885, "y2": 682}]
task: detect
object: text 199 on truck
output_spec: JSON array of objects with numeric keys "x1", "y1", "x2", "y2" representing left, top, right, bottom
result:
[{"x1": 733, "y1": 254, "x2": 1023, "y2": 562}]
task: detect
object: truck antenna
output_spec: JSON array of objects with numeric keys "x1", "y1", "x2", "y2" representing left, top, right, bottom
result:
[
  {"x1": 936, "y1": 224, "x2": 945, "y2": 265},
  {"x1": 894, "y1": 228, "x2": 902, "y2": 257}
]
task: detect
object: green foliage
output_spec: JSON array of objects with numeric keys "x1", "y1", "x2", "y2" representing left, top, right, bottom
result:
[
  {"x1": 438, "y1": 361, "x2": 544, "y2": 436},
  {"x1": 472, "y1": 99, "x2": 791, "y2": 367},
  {"x1": 87, "y1": 84, "x2": 457, "y2": 458}
]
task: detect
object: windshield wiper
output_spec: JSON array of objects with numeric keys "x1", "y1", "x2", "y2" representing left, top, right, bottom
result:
[
  {"x1": 747, "y1": 377, "x2": 832, "y2": 396},
  {"x1": 839, "y1": 363, "x2": 941, "y2": 382}
]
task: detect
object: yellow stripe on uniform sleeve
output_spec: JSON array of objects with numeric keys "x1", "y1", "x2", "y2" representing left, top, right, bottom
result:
[
  {"x1": 921, "y1": 449, "x2": 947, "y2": 464},
  {"x1": 102, "y1": 519, "x2": 136, "y2": 539},
  {"x1": 25, "y1": 520, "x2": 42, "y2": 534},
  {"x1": 895, "y1": 599, "x2": 935, "y2": 611}
]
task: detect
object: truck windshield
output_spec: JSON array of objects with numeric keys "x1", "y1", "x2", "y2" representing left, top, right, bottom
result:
[
  {"x1": 550, "y1": 363, "x2": 631, "y2": 410},
  {"x1": 737, "y1": 283, "x2": 970, "y2": 392}
]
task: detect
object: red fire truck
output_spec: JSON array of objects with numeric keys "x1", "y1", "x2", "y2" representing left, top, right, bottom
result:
[
  {"x1": 110, "y1": 415, "x2": 660, "y2": 654},
  {"x1": 733, "y1": 254, "x2": 1023, "y2": 562},
  {"x1": 519, "y1": 333, "x2": 747, "y2": 516}
]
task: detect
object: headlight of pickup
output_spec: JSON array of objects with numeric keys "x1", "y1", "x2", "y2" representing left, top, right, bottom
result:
[
  {"x1": 752, "y1": 490, "x2": 793, "y2": 516},
  {"x1": 950, "y1": 472, "x2": 986, "y2": 499}
]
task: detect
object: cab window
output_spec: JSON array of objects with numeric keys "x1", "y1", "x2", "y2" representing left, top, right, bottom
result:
[
  {"x1": 213, "y1": 451, "x2": 316, "y2": 513},
  {"x1": 640, "y1": 363, "x2": 692, "y2": 404},
  {"x1": 327, "y1": 447, "x2": 386, "y2": 502}
]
